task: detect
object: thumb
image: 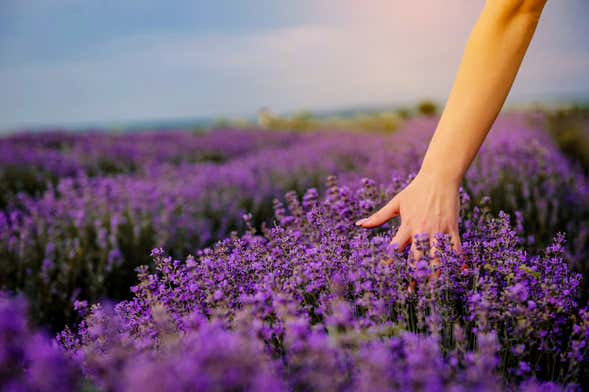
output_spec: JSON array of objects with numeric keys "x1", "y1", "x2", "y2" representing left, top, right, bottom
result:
[{"x1": 356, "y1": 196, "x2": 400, "y2": 228}]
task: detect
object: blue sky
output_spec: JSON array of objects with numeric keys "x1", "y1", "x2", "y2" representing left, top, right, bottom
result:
[{"x1": 0, "y1": 0, "x2": 588, "y2": 131}]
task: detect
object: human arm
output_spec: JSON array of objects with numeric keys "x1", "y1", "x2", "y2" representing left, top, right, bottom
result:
[{"x1": 356, "y1": 0, "x2": 548, "y2": 253}]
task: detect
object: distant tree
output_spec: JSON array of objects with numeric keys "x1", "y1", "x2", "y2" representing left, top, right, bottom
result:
[
  {"x1": 396, "y1": 108, "x2": 411, "y2": 120},
  {"x1": 290, "y1": 111, "x2": 314, "y2": 131},
  {"x1": 417, "y1": 100, "x2": 438, "y2": 117},
  {"x1": 212, "y1": 117, "x2": 231, "y2": 129}
]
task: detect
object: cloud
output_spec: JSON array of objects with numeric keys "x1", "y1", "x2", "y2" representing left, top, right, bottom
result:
[{"x1": 0, "y1": 0, "x2": 587, "y2": 130}]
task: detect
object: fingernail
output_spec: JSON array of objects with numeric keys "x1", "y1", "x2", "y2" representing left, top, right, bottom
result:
[{"x1": 355, "y1": 218, "x2": 367, "y2": 226}]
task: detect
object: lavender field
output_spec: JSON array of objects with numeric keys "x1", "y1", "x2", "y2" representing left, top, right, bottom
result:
[{"x1": 1, "y1": 112, "x2": 589, "y2": 391}]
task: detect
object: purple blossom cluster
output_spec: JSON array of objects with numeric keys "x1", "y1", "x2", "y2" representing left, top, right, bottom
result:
[
  {"x1": 55, "y1": 177, "x2": 588, "y2": 390},
  {"x1": 1, "y1": 115, "x2": 588, "y2": 330},
  {"x1": 0, "y1": 294, "x2": 81, "y2": 391}
]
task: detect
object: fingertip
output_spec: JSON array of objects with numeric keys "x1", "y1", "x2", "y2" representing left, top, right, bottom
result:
[
  {"x1": 357, "y1": 217, "x2": 384, "y2": 229},
  {"x1": 355, "y1": 218, "x2": 367, "y2": 227},
  {"x1": 453, "y1": 244, "x2": 463, "y2": 255},
  {"x1": 390, "y1": 233, "x2": 410, "y2": 252},
  {"x1": 394, "y1": 241, "x2": 409, "y2": 252},
  {"x1": 450, "y1": 231, "x2": 462, "y2": 254}
]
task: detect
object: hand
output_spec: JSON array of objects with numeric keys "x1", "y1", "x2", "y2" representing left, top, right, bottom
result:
[{"x1": 355, "y1": 172, "x2": 461, "y2": 259}]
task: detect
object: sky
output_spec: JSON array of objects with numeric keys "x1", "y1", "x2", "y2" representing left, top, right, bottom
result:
[{"x1": 0, "y1": 0, "x2": 588, "y2": 131}]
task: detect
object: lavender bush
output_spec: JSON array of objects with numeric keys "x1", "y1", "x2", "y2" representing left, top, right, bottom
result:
[
  {"x1": 1, "y1": 115, "x2": 588, "y2": 329},
  {"x1": 1, "y1": 131, "x2": 399, "y2": 327},
  {"x1": 0, "y1": 294, "x2": 82, "y2": 391},
  {"x1": 55, "y1": 177, "x2": 588, "y2": 390}
]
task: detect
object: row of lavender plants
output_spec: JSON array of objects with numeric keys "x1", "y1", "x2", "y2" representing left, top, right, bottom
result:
[
  {"x1": 1, "y1": 115, "x2": 588, "y2": 330},
  {"x1": 0, "y1": 128, "x2": 302, "y2": 207},
  {"x1": 3, "y1": 176, "x2": 588, "y2": 390},
  {"x1": 1, "y1": 130, "x2": 403, "y2": 328}
]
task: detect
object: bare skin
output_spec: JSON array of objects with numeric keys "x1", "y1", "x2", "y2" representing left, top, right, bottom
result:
[{"x1": 356, "y1": 0, "x2": 548, "y2": 256}]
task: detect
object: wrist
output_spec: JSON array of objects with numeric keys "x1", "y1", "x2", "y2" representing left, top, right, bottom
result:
[{"x1": 417, "y1": 162, "x2": 463, "y2": 189}]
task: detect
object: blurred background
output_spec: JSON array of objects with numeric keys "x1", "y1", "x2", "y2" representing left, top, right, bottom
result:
[{"x1": 0, "y1": 0, "x2": 587, "y2": 133}]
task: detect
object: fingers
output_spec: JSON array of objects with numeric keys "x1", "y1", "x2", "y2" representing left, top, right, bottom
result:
[
  {"x1": 408, "y1": 236, "x2": 435, "y2": 267},
  {"x1": 450, "y1": 229, "x2": 468, "y2": 272},
  {"x1": 410, "y1": 230, "x2": 462, "y2": 264},
  {"x1": 355, "y1": 197, "x2": 400, "y2": 228},
  {"x1": 389, "y1": 228, "x2": 461, "y2": 258},
  {"x1": 428, "y1": 237, "x2": 442, "y2": 268},
  {"x1": 390, "y1": 225, "x2": 411, "y2": 252},
  {"x1": 450, "y1": 229, "x2": 462, "y2": 254}
]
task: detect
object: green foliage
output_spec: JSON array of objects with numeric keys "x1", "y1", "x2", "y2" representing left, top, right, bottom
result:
[
  {"x1": 256, "y1": 108, "x2": 402, "y2": 133},
  {"x1": 543, "y1": 106, "x2": 589, "y2": 174},
  {"x1": 0, "y1": 166, "x2": 53, "y2": 209},
  {"x1": 417, "y1": 100, "x2": 438, "y2": 117}
]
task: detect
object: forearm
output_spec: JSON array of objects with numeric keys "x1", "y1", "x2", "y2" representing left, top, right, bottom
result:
[{"x1": 419, "y1": 0, "x2": 546, "y2": 186}]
